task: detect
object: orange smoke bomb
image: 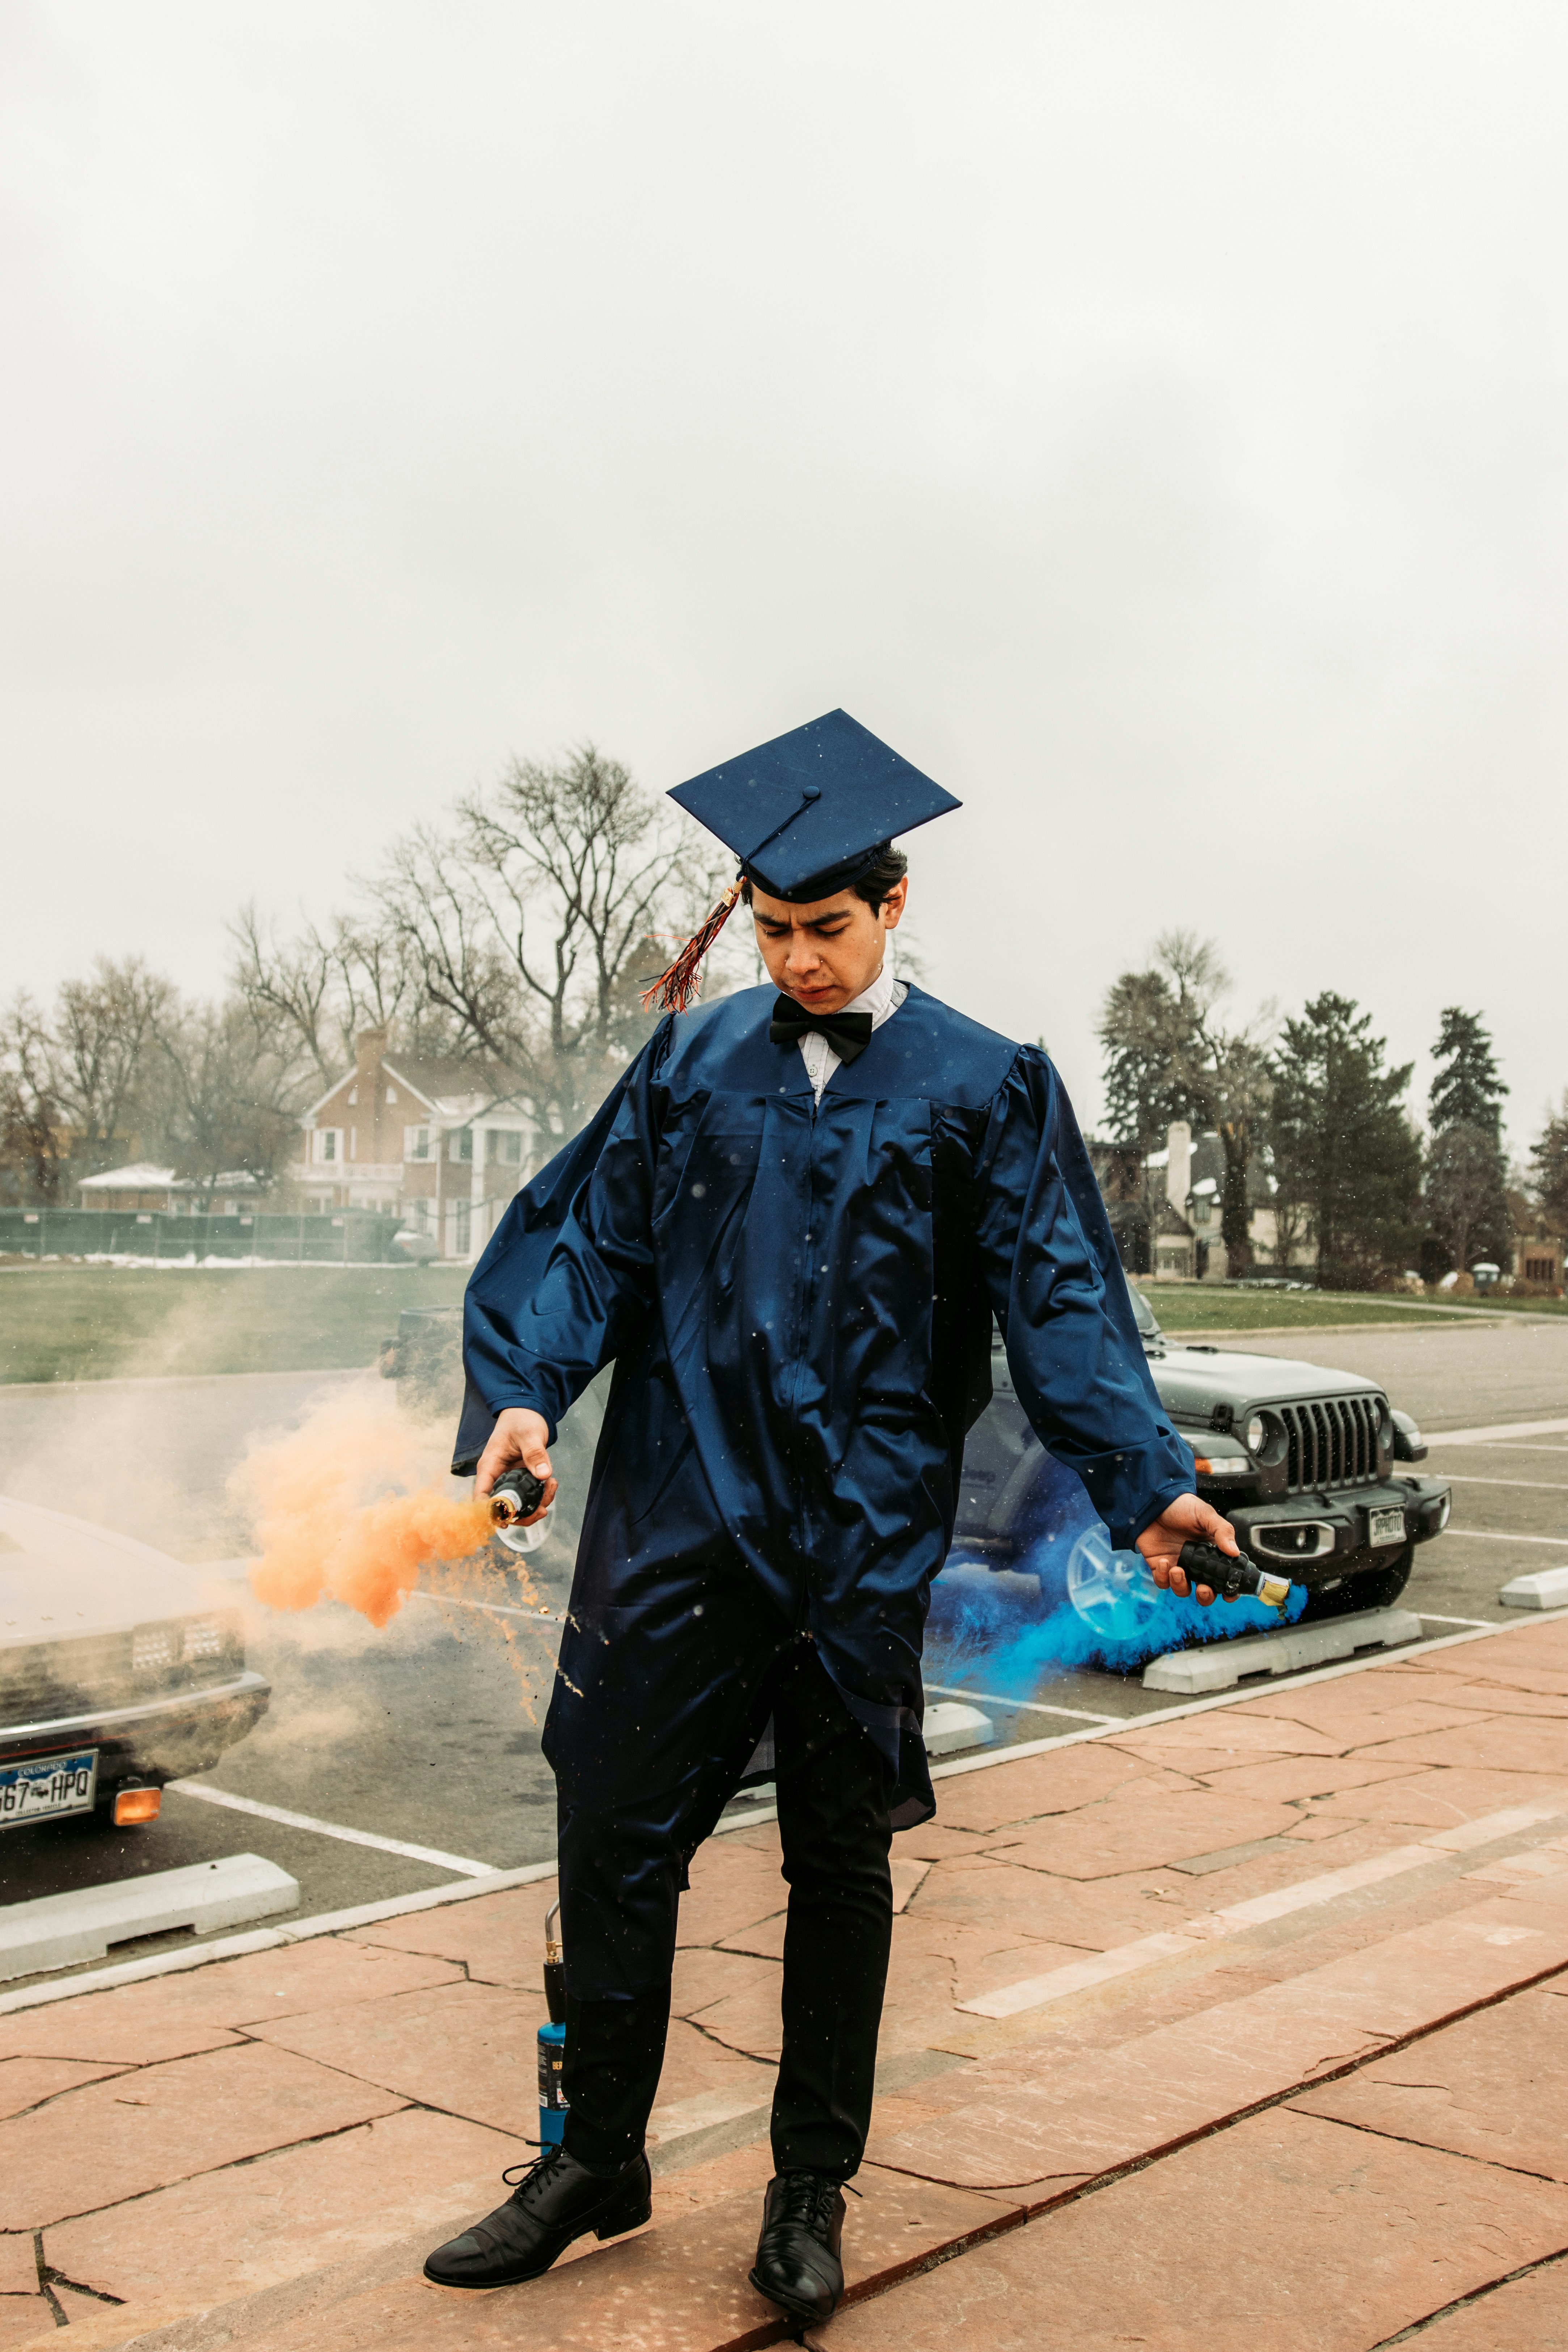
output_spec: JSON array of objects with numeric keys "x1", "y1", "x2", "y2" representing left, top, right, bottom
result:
[{"x1": 237, "y1": 1388, "x2": 500, "y2": 1629}]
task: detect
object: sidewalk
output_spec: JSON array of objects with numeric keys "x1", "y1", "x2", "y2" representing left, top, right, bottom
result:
[{"x1": 4, "y1": 1616, "x2": 1568, "y2": 2351}]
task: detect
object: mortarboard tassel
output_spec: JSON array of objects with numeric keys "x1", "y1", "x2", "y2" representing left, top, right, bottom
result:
[{"x1": 642, "y1": 877, "x2": 744, "y2": 1014}]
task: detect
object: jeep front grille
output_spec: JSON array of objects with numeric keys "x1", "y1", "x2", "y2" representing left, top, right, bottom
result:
[{"x1": 1282, "y1": 1396, "x2": 1383, "y2": 1492}]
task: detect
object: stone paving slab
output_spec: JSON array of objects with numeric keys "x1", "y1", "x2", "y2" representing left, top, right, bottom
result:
[
  {"x1": 1395, "y1": 2258, "x2": 1568, "y2": 2348},
  {"x1": 0, "y1": 2040, "x2": 408, "y2": 2233},
  {"x1": 1292, "y1": 1983, "x2": 1568, "y2": 2182},
  {"x1": 0, "y1": 2056, "x2": 129, "y2": 2119},
  {"x1": 8, "y1": 1618, "x2": 1568, "y2": 2348},
  {"x1": 144, "y1": 2167, "x2": 1022, "y2": 2352},
  {"x1": 806, "y1": 2110, "x2": 1568, "y2": 2352},
  {"x1": 43, "y1": 2108, "x2": 531, "y2": 2313},
  {"x1": 0, "y1": 1937, "x2": 462, "y2": 2066},
  {"x1": 248, "y1": 1979, "x2": 544, "y2": 2134}
]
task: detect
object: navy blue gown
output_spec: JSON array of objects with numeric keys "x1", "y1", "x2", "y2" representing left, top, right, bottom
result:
[{"x1": 456, "y1": 982, "x2": 1190, "y2": 1995}]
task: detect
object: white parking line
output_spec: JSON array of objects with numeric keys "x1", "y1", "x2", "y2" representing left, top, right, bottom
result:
[
  {"x1": 1426, "y1": 1418, "x2": 1568, "y2": 1446},
  {"x1": 1445, "y1": 1475, "x2": 1568, "y2": 1491},
  {"x1": 1445, "y1": 1529, "x2": 1568, "y2": 1547},
  {"x1": 166, "y1": 1781, "x2": 499, "y2": 1877},
  {"x1": 958, "y1": 1797, "x2": 1568, "y2": 2018},
  {"x1": 925, "y1": 1684, "x2": 1116, "y2": 1724}
]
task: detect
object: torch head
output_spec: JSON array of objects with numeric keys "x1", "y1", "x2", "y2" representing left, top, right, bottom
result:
[{"x1": 486, "y1": 1462, "x2": 546, "y2": 1529}]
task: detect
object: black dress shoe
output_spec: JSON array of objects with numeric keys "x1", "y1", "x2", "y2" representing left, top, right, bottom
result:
[
  {"x1": 423, "y1": 2145, "x2": 651, "y2": 2290},
  {"x1": 749, "y1": 2169, "x2": 846, "y2": 2325}
]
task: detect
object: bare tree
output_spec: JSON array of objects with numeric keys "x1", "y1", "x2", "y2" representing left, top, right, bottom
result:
[
  {"x1": 366, "y1": 744, "x2": 719, "y2": 1135},
  {"x1": 229, "y1": 907, "x2": 339, "y2": 1090},
  {"x1": 457, "y1": 746, "x2": 706, "y2": 1093},
  {"x1": 229, "y1": 906, "x2": 452, "y2": 1096},
  {"x1": 1100, "y1": 932, "x2": 1275, "y2": 1273},
  {"x1": 52, "y1": 957, "x2": 172, "y2": 1170},
  {"x1": 1426, "y1": 1121, "x2": 1513, "y2": 1280},
  {"x1": 0, "y1": 960, "x2": 174, "y2": 1204},
  {"x1": 230, "y1": 743, "x2": 734, "y2": 1156},
  {"x1": 150, "y1": 996, "x2": 301, "y2": 1205},
  {"x1": 0, "y1": 994, "x2": 68, "y2": 1205}
]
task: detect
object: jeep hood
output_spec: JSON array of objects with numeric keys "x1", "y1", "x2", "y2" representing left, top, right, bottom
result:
[{"x1": 1150, "y1": 1343, "x2": 1381, "y2": 1424}]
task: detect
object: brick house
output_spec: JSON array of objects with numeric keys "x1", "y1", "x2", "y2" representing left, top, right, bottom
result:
[
  {"x1": 1505, "y1": 1190, "x2": 1564, "y2": 1293},
  {"x1": 1091, "y1": 1121, "x2": 1285, "y2": 1281},
  {"x1": 290, "y1": 1031, "x2": 535, "y2": 1262}
]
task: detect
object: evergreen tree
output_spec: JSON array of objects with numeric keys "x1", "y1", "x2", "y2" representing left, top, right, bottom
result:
[
  {"x1": 1531, "y1": 1099, "x2": 1568, "y2": 1232},
  {"x1": 1268, "y1": 993, "x2": 1422, "y2": 1288},
  {"x1": 1429, "y1": 1008, "x2": 1508, "y2": 1135},
  {"x1": 1098, "y1": 967, "x2": 1202, "y2": 1152}
]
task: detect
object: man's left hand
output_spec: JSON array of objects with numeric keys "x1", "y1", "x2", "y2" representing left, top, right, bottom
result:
[{"x1": 1135, "y1": 1492, "x2": 1241, "y2": 1606}]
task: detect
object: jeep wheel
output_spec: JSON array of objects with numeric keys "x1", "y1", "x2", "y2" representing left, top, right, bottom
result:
[{"x1": 1297, "y1": 1544, "x2": 1414, "y2": 1621}]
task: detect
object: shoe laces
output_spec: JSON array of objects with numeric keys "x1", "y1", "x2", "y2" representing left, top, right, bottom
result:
[
  {"x1": 500, "y1": 2145, "x2": 566, "y2": 2207},
  {"x1": 772, "y1": 2169, "x2": 846, "y2": 2239}
]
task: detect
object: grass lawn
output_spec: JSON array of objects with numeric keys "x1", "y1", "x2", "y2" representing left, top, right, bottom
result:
[
  {"x1": 1138, "y1": 1285, "x2": 1476, "y2": 1334},
  {"x1": 0, "y1": 1263, "x2": 468, "y2": 1386},
  {"x1": 0, "y1": 1264, "x2": 1528, "y2": 1386}
]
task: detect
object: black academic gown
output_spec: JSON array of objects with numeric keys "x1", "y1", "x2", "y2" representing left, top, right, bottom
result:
[{"x1": 456, "y1": 984, "x2": 1191, "y2": 1845}]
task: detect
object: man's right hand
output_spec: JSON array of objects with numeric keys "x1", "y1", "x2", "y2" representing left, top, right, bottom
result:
[{"x1": 476, "y1": 1408, "x2": 557, "y2": 1523}]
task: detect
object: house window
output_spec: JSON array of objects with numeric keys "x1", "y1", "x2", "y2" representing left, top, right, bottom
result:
[
  {"x1": 451, "y1": 1128, "x2": 474, "y2": 1164},
  {"x1": 454, "y1": 1199, "x2": 471, "y2": 1253},
  {"x1": 487, "y1": 1129, "x2": 523, "y2": 1166},
  {"x1": 347, "y1": 1087, "x2": 358, "y2": 1106},
  {"x1": 405, "y1": 1127, "x2": 430, "y2": 1161},
  {"x1": 1192, "y1": 1199, "x2": 1211, "y2": 1225},
  {"x1": 318, "y1": 1130, "x2": 339, "y2": 1164},
  {"x1": 385, "y1": 1087, "x2": 398, "y2": 1105}
]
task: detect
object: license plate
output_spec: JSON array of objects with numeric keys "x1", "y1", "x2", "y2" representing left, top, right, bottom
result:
[
  {"x1": 0, "y1": 1751, "x2": 98, "y2": 1829},
  {"x1": 1368, "y1": 1506, "x2": 1406, "y2": 1549}
]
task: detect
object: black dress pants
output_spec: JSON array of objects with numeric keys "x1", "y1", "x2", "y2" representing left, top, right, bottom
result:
[{"x1": 560, "y1": 1635, "x2": 895, "y2": 2181}]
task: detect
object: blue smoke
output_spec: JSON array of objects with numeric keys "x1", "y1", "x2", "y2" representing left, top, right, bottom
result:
[{"x1": 927, "y1": 1515, "x2": 1307, "y2": 1688}]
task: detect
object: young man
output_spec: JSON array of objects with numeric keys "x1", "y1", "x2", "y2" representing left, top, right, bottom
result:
[{"x1": 424, "y1": 709, "x2": 1236, "y2": 2324}]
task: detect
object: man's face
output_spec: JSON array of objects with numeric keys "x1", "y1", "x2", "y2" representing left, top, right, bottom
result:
[{"x1": 750, "y1": 876, "x2": 908, "y2": 1014}]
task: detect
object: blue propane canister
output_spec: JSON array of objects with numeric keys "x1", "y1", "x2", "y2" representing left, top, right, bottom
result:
[{"x1": 537, "y1": 2020, "x2": 567, "y2": 2146}]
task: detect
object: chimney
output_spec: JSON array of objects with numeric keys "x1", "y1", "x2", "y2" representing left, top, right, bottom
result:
[
  {"x1": 1166, "y1": 1121, "x2": 1192, "y2": 1216},
  {"x1": 355, "y1": 1031, "x2": 389, "y2": 1167}
]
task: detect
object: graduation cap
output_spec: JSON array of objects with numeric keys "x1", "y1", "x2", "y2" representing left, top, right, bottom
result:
[{"x1": 644, "y1": 709, "x2": 961, "y2": 1012}]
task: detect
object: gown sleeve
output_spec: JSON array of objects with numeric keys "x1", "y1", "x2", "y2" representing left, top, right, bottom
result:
[
  {"x1": 972, "y1": 1044, "x2": 1193, "y2": 1547},
  {"x1": 450, "y1": 1019, "x2": 675, "y2": 1473}
]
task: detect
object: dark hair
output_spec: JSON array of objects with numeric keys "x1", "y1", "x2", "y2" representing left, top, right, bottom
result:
[{"x1": 740, "y1": 842, "x2": 908, "y2": 914}]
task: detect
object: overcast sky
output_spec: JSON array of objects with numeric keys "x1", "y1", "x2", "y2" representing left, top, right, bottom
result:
[{"x1": 3, "y1": 4, "x2": 1564, "y2": 1148}]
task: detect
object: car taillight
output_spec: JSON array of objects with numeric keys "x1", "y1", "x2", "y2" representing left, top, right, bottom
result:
[
  {"x1": 182, "y1": 1620, "x2": 224, "y2": 1661},
  {"x1": 132, "y1": 1626, "x2": 177, "y2": 1673}
]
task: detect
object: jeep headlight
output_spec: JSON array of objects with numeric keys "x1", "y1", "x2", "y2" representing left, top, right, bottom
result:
[{"x1": 1245, "y1": 1413, "x2": 1266, "y2": 1454}]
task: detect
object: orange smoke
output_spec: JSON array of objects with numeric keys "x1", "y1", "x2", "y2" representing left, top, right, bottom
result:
[{"x1": 236, "y1": 1385, "x2": 500, "y2": 1629}]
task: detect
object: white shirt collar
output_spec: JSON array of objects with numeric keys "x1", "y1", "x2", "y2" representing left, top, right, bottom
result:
[{"x1": 844, "y1": 962, "x2": 902, "y2": 1028}]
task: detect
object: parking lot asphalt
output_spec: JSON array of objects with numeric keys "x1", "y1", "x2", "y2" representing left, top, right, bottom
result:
[{"x1": 0, "y1": 1314, "x2": 1565, "y2": 1993}]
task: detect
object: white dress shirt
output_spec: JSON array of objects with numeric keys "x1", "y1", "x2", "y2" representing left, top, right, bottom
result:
[{"x1": 797, "y1": 964, "x2": 908, "y2": 1103}]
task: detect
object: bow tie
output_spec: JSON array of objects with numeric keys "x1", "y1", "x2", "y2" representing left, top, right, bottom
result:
[{"x1": 768, "y1": 995, "x2": 875, "y2": 1065}]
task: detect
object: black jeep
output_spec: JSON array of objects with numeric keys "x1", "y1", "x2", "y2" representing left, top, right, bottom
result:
[{"x1": 941, "y1": 1287, "x2": 1451, "y2": 1652}]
